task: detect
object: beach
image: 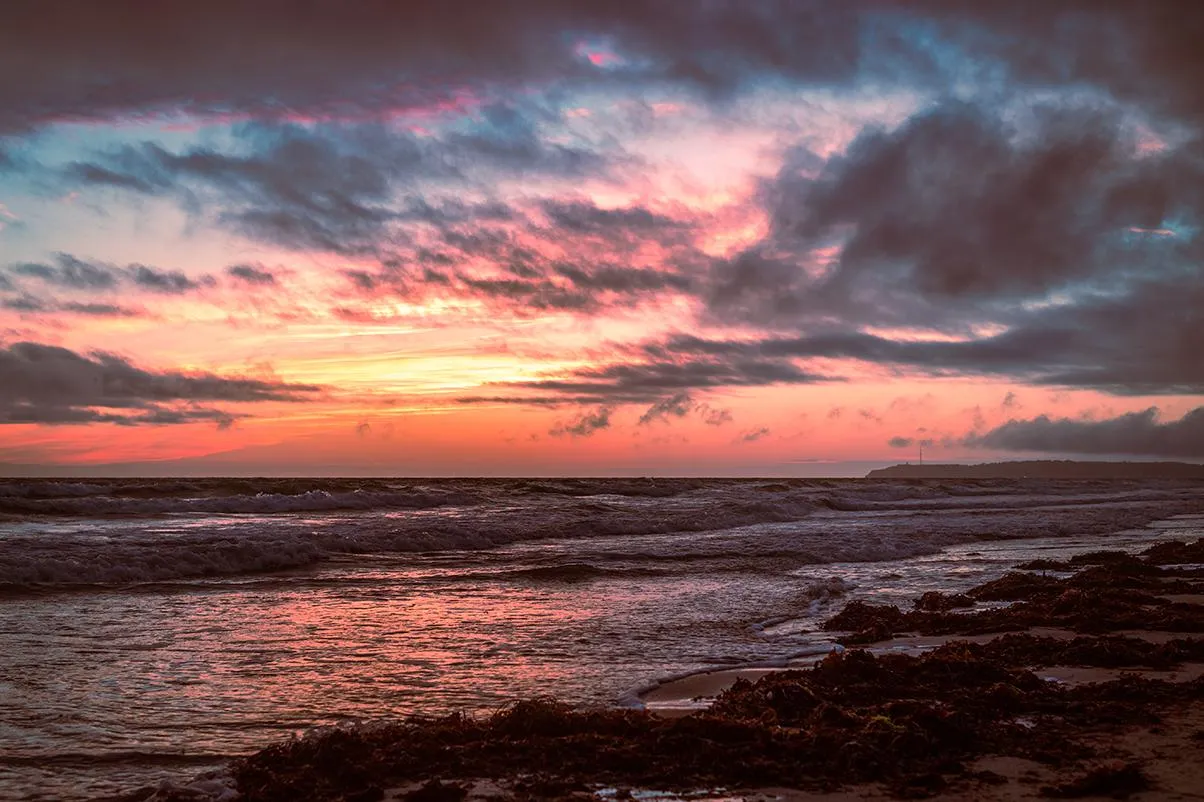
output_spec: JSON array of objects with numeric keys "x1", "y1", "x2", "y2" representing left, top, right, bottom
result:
[
  {"x1": 150, "y1": 536, "x2": 1204, "y2": 802},
  {"x1": 2, "y1": 478, "x2": 1203, "y2": 800}
]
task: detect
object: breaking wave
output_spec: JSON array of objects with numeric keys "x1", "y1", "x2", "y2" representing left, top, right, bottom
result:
[{"x1": 2, "y1": 478, "x2": 1202, "y2": 591}]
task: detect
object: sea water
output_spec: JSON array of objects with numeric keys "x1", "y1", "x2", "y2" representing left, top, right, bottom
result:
[{"x1": 1, "y1": 477, "x2": 1202, "y2": 800}]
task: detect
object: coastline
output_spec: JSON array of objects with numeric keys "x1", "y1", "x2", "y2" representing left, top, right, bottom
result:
[
  {"x1": 10, "y1": 480, "x2": 1195, "y2": 801},
  {"x1": 115, "y1": 537, "x2": 1204, "y2": 802}
]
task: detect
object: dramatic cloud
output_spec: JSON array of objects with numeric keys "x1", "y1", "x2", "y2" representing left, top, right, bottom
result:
[
  {"x1": 965, "y1": 407, "x2": 1204, "y2": 458},
  {"x1": 0, "y1": 2, "x2": 891, "y2": 134},
  {"x1": 776, "y1": 103, "x2": 1147, "y2": 298},
  {"x1": 0, "y1": 342, "x2": 320, "y2": 426},
  {"x1": 2, "y1": 3, "x2": 1203, "y2": 466},
  {"x1": 6, "y1": 3, "x2": 1204, "y2": 135},
  {"x1": 654, "y1": 272, "x2": 1204, "y2": 396},
  {"x1": 65, "y1": 114, "x2": 615, "y2": 254},
  {"x1": 705, "y1": 100, "x2": 1204, "y2": 332}
]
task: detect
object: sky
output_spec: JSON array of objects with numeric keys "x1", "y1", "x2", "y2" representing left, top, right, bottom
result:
[{"x1": 0, "y1": 1, "x2": 1202, "y2": 476}]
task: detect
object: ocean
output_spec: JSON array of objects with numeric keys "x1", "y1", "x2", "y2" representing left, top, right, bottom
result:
[{"x1": 2, "y1": 477, "x2": 1203, "y2": 801}]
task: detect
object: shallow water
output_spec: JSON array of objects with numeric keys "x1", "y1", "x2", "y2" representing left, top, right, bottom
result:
[{"x1": 1, "y1": 478, "x2": 1201, "y2": 800}]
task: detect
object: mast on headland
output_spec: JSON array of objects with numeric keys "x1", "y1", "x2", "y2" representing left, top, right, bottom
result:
[{"x1": 919, "y1": 444, "x2": 924, "y2": 464}]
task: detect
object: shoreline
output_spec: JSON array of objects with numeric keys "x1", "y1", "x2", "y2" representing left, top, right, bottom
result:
[
  {"x1": 112, "y1": 536, "x2": 1204, "y2": 802},
  {"x1": 641, "y1": 628, "x2": 1204, "y2": 718}
]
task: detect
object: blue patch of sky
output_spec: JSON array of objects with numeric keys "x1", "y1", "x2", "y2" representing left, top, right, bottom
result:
[{"x1": 869, "y1": 13, "x2": 1011, "y2": 105}]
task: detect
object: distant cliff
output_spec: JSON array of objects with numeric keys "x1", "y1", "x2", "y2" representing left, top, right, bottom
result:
[{"x1": 866, "y1": 460, "x2": 1204, "y2": 479}]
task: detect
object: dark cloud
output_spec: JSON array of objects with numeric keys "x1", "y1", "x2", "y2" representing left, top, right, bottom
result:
[
  {"x1": 0, "y1": 2, "x2": 891, "y2": 135},
  {"x1": 638, "y1": 392, "x2": 694, "y2": 425},
  {"x1": 550, "y1": 263, "x2": 690, "y2": 294},
  {"x1": 1, "y1": 296, "x2": 44, "y2": 312},
  {"x1": 3, "y1": 2, "x2": 1203, "y2": 413},
  {"x1": 780, "y1": 103, "x2": 1138, "y2": 299},
  {"x1": 707, "y1": 100, "x2": 1204, "y2": 332},
  {"x1": 0, "y1": 342, "x2": 320, "y2": 426},
  {"x1": 0, "y1": 402, "x2": 238, "y2": 427},
  {"x1": 338, "y1": 197, "x2": 699, "y2": 315},
  {"x1": 739, "y1": 427, "x2": 770, "y2": 442},
  {"x1": 656, "y1": 270, "x2": 1204, "y2": 395},
  {"x1": 397, "y1": 197, "x2": 516, "y2": 227},
  {"x1": 888, "y1": 436, "x2": 934, "y2": 449},
  {"x1": 11, "y1": 253, "x2": 120, "y2": 290},
  {"x1": 65, "y1": 115, "x2": 613, "y2": 254},
  {"x1": 456, "y1": 276, "x2": 594, "y2": 312},
  {"x1": 305, "y1": 80, "x2": 1204, "y2": 391},
  {"x1": 454, "y1": 395, "x2": 606, "y2": 407},
  {"x1": 505, "y1": 357, "x2": 837, "y2": 404},
  {"x1": 6, "y1": 3, "x2": 1204, "y2": 136},
  {"x1": 657, "y1": 329, "x2": 1059, "y2": 375},
  {"x1": 66, "y1": 128, "x2": 413, "y2": 254},
  {"x1": 541, "y1": 200, "x2": 686, "y2": 240},
  {"x1": 965, "y1": 407, "x2": 1204, "y2": 458},
  {"x1": 3, "y1": 253, "x2": 215, "y2": 298},
  {"x1": 635, "y1": 392, "x2": 735, "y2": 428},
  {"x1": 67, "y1": 162, "x2": 164, "y2": 192},
  {"x1": 59, "y1": 302, "x2": 140, "y2": 317},
  {"x1": 3, "y1": 297, "x2": 141, "y2": 317},
  {"x1": 342, "y1": 270, "x2": 380, "y2": 292},
  {"x1": 4, "y1": 296, "x2": 138, "y2": 316},
  {"x1": 947, "y1": 3, "x2": 1204, "y2": 126},
  {"x1": 226, "y1": 264, "x2": 279, "y2": 285},
  {"x1": 549, "y1": 406, "x2": 612, "y2": 438},
  {"x1": 128, "y1": 264, "x2": 214, "y2": 293}
]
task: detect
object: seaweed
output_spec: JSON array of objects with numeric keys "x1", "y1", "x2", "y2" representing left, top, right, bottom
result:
[
  {"x1": 823, "y1": 541, "x2": 1204, "y2": 644},
  {"x1": 968, "y1": 571, "x2": 1063, "y2": 602},
  {"x1": 123, "y1": 539, "x2": 1204, "y2": 802},
  {"x1": 217, "y1": 647, "x2": 1204, "y2": 802},
  {"x1": 914, "y1": 591, "x2": 976, "y2": 611},
  {"x1": 1141, "y1": 540, "x2": 1204, "y2": 565}
]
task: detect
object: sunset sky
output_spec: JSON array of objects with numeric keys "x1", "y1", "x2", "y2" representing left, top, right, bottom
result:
[{"x1": 1, "y1": 1, "x2": 1202, "y2": 475}]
